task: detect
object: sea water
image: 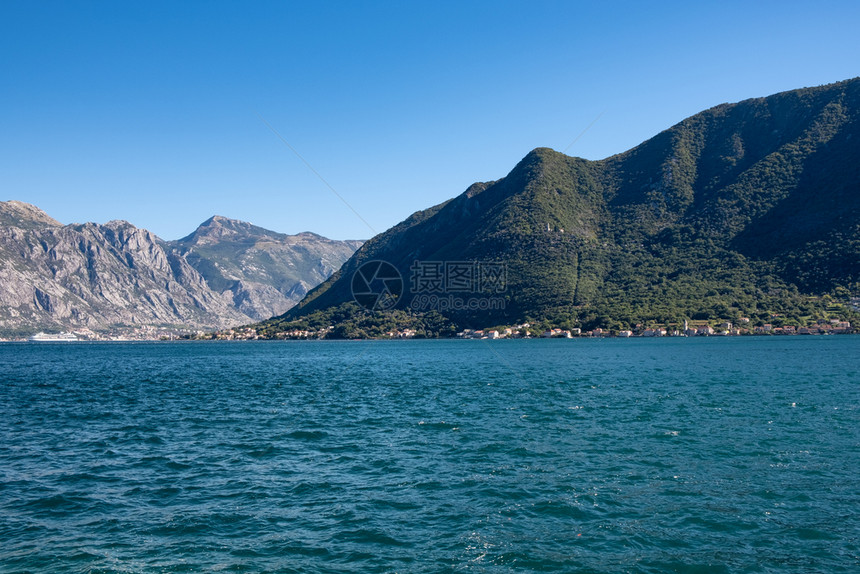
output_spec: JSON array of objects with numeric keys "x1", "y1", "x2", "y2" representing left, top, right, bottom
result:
[{"x1": 0, "y1": 337, "x2": 858, "y2": 573}]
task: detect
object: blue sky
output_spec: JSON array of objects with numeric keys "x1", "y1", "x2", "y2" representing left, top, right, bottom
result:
[{"x1": 1, "y1": 1, "x2": 858, "y2": 241}]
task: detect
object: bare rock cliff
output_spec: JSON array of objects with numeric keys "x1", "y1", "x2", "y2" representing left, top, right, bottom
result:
[{"x1": 0, "y1": 202, "x2": 361, "y2": 334}]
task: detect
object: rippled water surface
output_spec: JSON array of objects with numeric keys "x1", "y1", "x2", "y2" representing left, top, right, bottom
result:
[{"x1": 1, "y1": 337, "x2": 858, "y2": 573}]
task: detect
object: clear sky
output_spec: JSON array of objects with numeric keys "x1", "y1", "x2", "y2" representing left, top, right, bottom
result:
[{"x1": 1, "y1": 1, "x2": 858, "y2": 241}]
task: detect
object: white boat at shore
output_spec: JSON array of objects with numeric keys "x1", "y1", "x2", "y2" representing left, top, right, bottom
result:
[{"x1": 28, "y1": 332, "x2": 79, "y2": 342}]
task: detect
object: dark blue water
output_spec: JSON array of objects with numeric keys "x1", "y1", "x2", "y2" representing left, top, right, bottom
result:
[{"x1": 1, "y1": 337, "x2": 858, "y2": 573}]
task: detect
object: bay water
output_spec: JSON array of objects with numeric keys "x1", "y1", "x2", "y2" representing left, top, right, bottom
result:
[{"x1": 1, "y1": 337, "x2": 858, "y2": 573}]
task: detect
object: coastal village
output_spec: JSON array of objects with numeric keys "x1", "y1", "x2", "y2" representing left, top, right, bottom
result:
[
  {"x1": 6, "y1": 295, "x2": 859, "y2": 342},
  {"x1": 3, "y1": 316, "x2": 854, "y2": 342},
  {"x1": 203, "y1": 317, "x2": 854, "y2": 341},
  {"x1": 454, "y1": 318, "x2": 854, "y2": 339}
]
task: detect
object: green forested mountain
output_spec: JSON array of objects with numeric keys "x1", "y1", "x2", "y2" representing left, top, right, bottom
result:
[{"x1": 256, "y1": 78, "x2": 860, "y2": 337}]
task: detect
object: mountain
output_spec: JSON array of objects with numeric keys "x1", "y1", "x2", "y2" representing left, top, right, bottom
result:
[
  {"x1": 257, "y1": 78, "x2": 860, "y2": 337},
  {"x1": 169, "y1": 216, "x2": 362, "y2": 320},
  {"x1": 0, "y1": 203, "x2": 361, "y2": 336}
]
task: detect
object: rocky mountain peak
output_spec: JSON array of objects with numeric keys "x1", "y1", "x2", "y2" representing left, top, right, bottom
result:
[
  {"x1": 178, "y1": 215, "x2": 282, "y2": 246},
  {"x1": 168, "y1": 216, "x2": 362, "y2": 321}
]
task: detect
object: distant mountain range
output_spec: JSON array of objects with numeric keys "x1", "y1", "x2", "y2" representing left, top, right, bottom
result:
[
  {"x1": 258, "y1": 77, "x2": 860, "y2": 337},
  {"x1": 0, "y1": 201, "x2": 361, "y2": 336},
  {"x1": 171, "y1": 216, "x2": 362, "y2": 320}
]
